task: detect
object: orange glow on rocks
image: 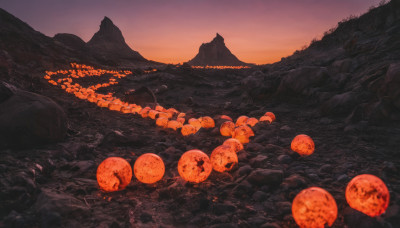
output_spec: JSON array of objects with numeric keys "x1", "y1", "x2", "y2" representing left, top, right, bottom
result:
[
  {"x1": 181, "y1": 124, "x2": 197, "y2": 136},
  {"x1": 345, "y1": 174, "x2": 390, "y2": 217},
  {"x1": 96, "y1": 157, "x2": 132, "y2": 192},
  {"x1": 210, "y1": 145, "x2": 238, "y2": 172},
  {"x1": 156, "y1": 117, "x2": 169, "y2": 128},
  {"x1": 291, "y1": 134, "x2": 315, "y2": 156},
  {"x1": 199, "y1": 116, "x2": 215, "y2": 129},
  {"x1": 133, "y1": 153, "x2": 165, "y2": 184},
  {"x1": 232, "y1": 125, "x2": 254, "y2": 144},
  {"x1": 189, "y1": 118, "x2": 202, "y2": 130},
  {"x1": 292, "y1": 187, "x2": 338, "y2": 228},
  {"x1": 264, "y1": 112, "x2": 276, "y2": 122},
  {"x1": 178, "y1": 149, "x2": 212, "y2": 183},
  {"x1": 259, "y1": 115, "x2": 272, "y2": 123},
  {"x1": 235, "y1": 115, "x2": 249, "y2": 126},
  {"x1": 220, "y1": 121, "x2": 235, "y2": 137},
  {"x1": 223, "y1": 138, "x2": 244, "y2": 152},
  {"x1": 167, "y1": 120, "x2": 183, "y2": 130},
  {"x1": 246, "y1": 117, "x2": 259, "y2": 127}
]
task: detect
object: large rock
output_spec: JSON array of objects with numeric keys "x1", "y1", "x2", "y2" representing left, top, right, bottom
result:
[
  {"x1": 276, "y1": 66, "x2": 330, "y2": 97},
  {"x1": 247, "y1": 169, "x2": 283, "y2": 187},
  {"x1": 187, "y1": 33, "x2": 248, "y2": 66},
  {"x1": 0, "y1": 82, "x2": 67, "y2": 148},
  {"x1": 380, "y1": 62, "x2": 400, "y2": 109}
]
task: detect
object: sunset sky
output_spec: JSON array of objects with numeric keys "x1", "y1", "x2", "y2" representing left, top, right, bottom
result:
[{"x1": 1, "y1": 0, "x2": 382, "y2": 64}]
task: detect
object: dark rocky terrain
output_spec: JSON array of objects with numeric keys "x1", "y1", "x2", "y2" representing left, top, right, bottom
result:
[
  {"x1": 1, "y1": 1, "x2": 400, "y2": 228},
  {"x1": 188, "y1": 33, "x2": 249, "y2": 66}
]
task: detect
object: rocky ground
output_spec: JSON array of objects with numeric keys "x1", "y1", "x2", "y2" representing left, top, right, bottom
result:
[{"x1": 1, "y1": 64, "x2": 400, "y2": 228}]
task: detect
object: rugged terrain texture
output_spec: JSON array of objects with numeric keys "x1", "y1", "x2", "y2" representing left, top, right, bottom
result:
[{"x1": 1, "y1": 1, "x2": 400, "y2": 228}]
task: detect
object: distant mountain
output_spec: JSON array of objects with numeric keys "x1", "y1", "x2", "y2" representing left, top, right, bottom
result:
[
  {"x1": 187, "y1": 33, "x2": 248, "y2": 66},
  {"x1": 87, "y1": 17, "x2": 146, "y2": 62}
]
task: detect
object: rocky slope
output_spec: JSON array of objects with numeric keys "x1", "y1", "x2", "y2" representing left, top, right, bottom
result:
[{"x1": 188, "y1": 33, "x2": 248, "y2": 66}]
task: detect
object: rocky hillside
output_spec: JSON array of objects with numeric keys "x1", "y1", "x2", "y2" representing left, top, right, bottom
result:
[{"x1": 188, "y1": 33, "x2": 248, "y2": 66}]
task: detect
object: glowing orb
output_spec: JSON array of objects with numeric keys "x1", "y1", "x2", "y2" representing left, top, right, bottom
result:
[
  {"x1": 181, "y1": 124, "x2": 197, "y2": 136},
  {"x1": 199, "y1": 116, "x2": 215, "y2": 128},
  {"x1": 292, "y1": 187, "x2": 338, "y2": 228},
  {"x1": 246, "y1": 117, "x2": 259, "y2": 127},
  {"x1": 264, "y1": 112, "x2": 276, "y2": 122},
  {"x1": 345, "y1": 174, "x2": 390, "y2": 217},
  {"x1": 139, "y1": 107, "x2": 151, "y2": 118},
  {"x1": 133, "y1": 153, "x2": 165, "y2": 184},
  {"x1": 259, "y1": 115, "x2": 272, "y2": 123},
  {"x1": 167, "y1": 120, "x2": 183, "y2": 130},
  {"x1": 291, "y1": 134, "x2": 315, "y2": 156},
  {"x1": 220, "y1": 121, "x2": 235, "y2": 137},
  {"x1": 220, "y1": 115, "x2": 233, "y2": 122},
  {"x1": 223, "y1": 138, "x2": 244, "y2": 152},
  {"x1": 156, "y1": 117, "x2": 169, "y2": 128},
  {"x1": 148, "y1": 110, "x2": 159, "y2": 119},
  {"x1": 96, "y1": 157, "x2": 132, "y2": 192},
  {"x1": 235, "y1": 115, "x2": 249, "y2": 126},
  {"x1": 178, "y1": 149, "x2": 212, "y2": 183},
  {"x1": 177, "y1": 117, "x2": 186, "y2": 124},
  {"x1": 189, "y1": 118, "x2": 202, "y2": 131},
  {"x1": 232, "y1": 125, "x2": 254, "y2": 144},
  {"x1": 210, "y1": 145, "x2": 238, "y2": 172}
]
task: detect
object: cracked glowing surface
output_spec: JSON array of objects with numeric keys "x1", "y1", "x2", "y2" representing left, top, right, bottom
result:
[
  {"x1": 291, "y1": 134, "x2": 315, "y2": 156},
  {"x1": 134, "y1": 153, "x2": 165, "y2": 184},
  {"x1": 178, "y1": 149, "x2": 212, "y2": 183},
  {"x1": 96, "y1": 157, "x2": 132, "y2": 192},
  {"x1": 210, "y1": 145, "x2": 238, "y2": 172}
]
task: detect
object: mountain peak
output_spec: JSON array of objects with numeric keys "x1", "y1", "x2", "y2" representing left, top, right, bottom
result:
[{"x1": 187, "y1": 33, "x2": 247, "y2": 66}]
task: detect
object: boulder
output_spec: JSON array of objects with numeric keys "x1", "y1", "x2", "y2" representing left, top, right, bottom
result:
[
  {"x1": 0, "y1": 82, "x2": 67, "y2": 148},
  {"x1": 380, "y1": 62, "x2": 400, "y2": 109}
]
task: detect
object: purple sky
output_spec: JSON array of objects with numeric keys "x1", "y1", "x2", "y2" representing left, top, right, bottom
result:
[{"x1": 0, "y1": 0, "x2": 382, "y2": 64}]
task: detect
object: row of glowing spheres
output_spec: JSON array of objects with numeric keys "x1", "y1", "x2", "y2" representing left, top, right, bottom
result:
[
  {"x1": 45, "y1": 64, "x2": 390, "y2": 227},
  {"x1": 191, "y1": 65, "x2": 251, "y2": 69},
  {"x1": 96, "y1": 137, "x2": 244, "y2": 191},
  {"x1": 44, "y1": 63, "x2": 275, "y2": 142}
]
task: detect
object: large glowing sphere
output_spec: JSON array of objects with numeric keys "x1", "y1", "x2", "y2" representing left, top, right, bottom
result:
[
  {"x1": 220, "y1": 121, "x2": 235, "y2": 137},
  {"x1": 345, "y1": 174, "x2": 390, "y2": 217},
  {"x1": 96, "y1": 157, "x2": 132, "y2": 192},
  {"x1": 210, "y1": 145, "x2": 238, "y2": 172},
  {"x1": 178, "y1": 149, "x2": 212, "y2": 183},
  {"x1": 181, "y1": 124, "x2": 197, "y2": 136},
  {"x1": 259, "y1": 115, "x2": 272, "y2": 123},
  {"x1": 167, "y1": 120, "x2": 183, "y2": 130},
  {"x1": 232, "y1": 125, "x2": 254, "y2": 144},
  {"x1": 292, "y1": 187, "x2": 338, "y2": 228},
  {"x1": 246, "y1": 117, "x2": 259, "y2": 127},
  {"x1": 291, "y1": 134, "x2": 315, "y2": 156},
  {"x1": 264, "y1": 112, "x2": 276, "y2": 122},
  {"x1": 189, "y1": 118, "x2": 202, "y2": 131},
  {"x1": 199, "y1": 116, "x2": 215, "y2": 128},
  {"x1": 223, "y1": 138, "x2": 244, "y2": 152},
  {"x1": 235, "y1": 115, "x2": 249, "y2": 126},
  {"x1": 134, "y1": 153, "x2": 165, "y2": 184}
]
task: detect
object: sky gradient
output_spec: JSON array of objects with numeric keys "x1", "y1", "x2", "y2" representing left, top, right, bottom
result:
[{"x1": 0, "y1": 0, "x2": 382, "y2": 64}]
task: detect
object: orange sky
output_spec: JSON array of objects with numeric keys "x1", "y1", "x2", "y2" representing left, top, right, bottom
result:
[{"x1": 1, "y1": 0, "x2": 382, "y2": 64}]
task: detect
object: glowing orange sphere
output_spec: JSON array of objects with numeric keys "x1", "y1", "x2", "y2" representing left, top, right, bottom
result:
[
  {"x1": 264, "y1": 112, "x2": 276, "y2": 122},
  {"x1": 148, "y1": 110, "x2": 159, "y2": 119},
  {"x1": 210, "y1": 145, "x2": 238, "y2": 172},
  {"x1": 167, "y1": 120, "x2": 183, "y2": 130},
  {"x1": 139, "y1": 107, "x2": 151, "y2": 118},
  {"x1": 176, "y1": 117, "x2": 186, "y2": 124},
  {"x1": 291, "y1": 134, "x2": 315, "y2": 156},
  {"x1": 220, "y1": 115, "x2": 233, "y2": 122},
  {"x1": 177, "y1": 112, "x2": 186, "y2": 118},
  {"x1": 232, "y1": 125, "x2": 254, "y2": 144},
  {"x1": 259, "y1": 115, "x2": 272, "y2": 123},
  {"x1": 292, "y1": 187, "x2": 338, "y2": 228},
  {"x1": 96, "y1": 157, "x2": 132, "y2": 192},
  {"x1": 220, "y1": 121, "x2": 235, "y2": 137},
  {"x1": 158, "y1": 112, "x2": 171, "y2": 119},
  {"x1": 223, "y1": 138, "x2": 244, "y2": 152},
  {"x1": 345, "y1": 174, "x2": 390, "y2": 217},
  {"x1": 235, "y1": 115, "x2": 249, "y2": 126},
  {"x1": 177, "y1": 149, "x2": 212, "y2": 183},
  {"x1": 156, "y1": 117, "x2": 169, "y2": 128},
  {"x1": 199, "y1": 116, "x2": 215, "y2": 128},
  {"x1": 189, "y1": 118, "x2": 202, "y2": 130},
  {"x1": 181, "y1": 124, "x2": 197, "y2": 136},
  {"x1": 133, "y1": 153, "x2": 165, "y2": 184},
  {"x1": 246, "y1": 117, "x2": 259, "y2": 127}
]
